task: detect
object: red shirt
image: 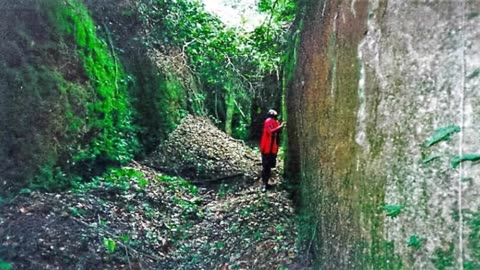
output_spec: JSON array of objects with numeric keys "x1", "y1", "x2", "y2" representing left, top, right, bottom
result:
[{"x1": 260, "y1": 117, "x2": 281, "y2": 154}]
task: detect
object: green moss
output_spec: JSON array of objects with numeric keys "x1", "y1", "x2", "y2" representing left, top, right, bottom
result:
[
  {"x1": 464, "y1": 261, "x2": 479, "y2": 270},
  {"x1": 45, "y1": 0, "x2": 139, "y2": 165},
  {"x1": 356, "y1": 238, "x2": 404, "y2": 270},
  {"x1": 431, "y1": 243, "x2": 455, "y2": 270},
  {"x1": 367, "y1": 125, "x2": 386, "y2": 158},
  {"x1": 467, "y1": 211, "x2": 480, "y2": 264}
]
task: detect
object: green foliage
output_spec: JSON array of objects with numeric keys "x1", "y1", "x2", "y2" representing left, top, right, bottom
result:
[
  {"x1": 258, "y1": 0, "x2": 297, "y2": 21},
  {"x1": 451, "y1": 154, "x2": 480, "y2": 168},
  {"x1": 72, "y1": 167, "x2": 146, "y2": 193},
  {"x1": 466, "y1": 211, "x2": 480, "y2": 264},
  {"x1": 232, "y1": 119, "x2": 250, "y2": 140},
  {"x1": 431, "y1": 243, "x2": 455, "y2": 270},
  {"x1": 103, "y1": 237, "x2": 116, "y2": 254},
  {"x1": 406, "y1": 235, "x2": 422, "y2": 250},
  {"x1": 119, "y1": 233, "x2": 130, "y2": 244},
  {"x1": 31, "y1": 164, "x2": 81, "y2": 192},
  {"x1": 294, "y1": 211, "x2": 316, "y2": 250},
  {"x1": 69, "y1": 206, "x2": 87, "y2": 217},
  {"x1": 0, "y1": 261, "x2": 12, "y2": 270},
  {"x1": 158, "y1": 175, "x2": 198, "y2": 195},
  {"x1": 135, "y1": 0, "x2": 295, "y2": 135},
  {"x1": 214, "y1": 241, "x2": 225, "y2": 250},
  {"x1": 464, "y1": 261, "x2": 479, "y2": 270},
  {"x1": 423, "y1": 125, "x2": 460, "y2": 147},
  {"x1": 382, "y1": 205, "x2": 403, "y2": 218},
  {"x1": 46, "y1": 0, "x2": 139, "y2": 167},
  {"x1": 218, "y1": 183, "x2": 234, "y2": 197}
]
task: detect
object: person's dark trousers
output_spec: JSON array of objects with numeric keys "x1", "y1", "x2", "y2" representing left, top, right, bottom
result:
[{"x1": 261, "y1": 153, "x2": 277, "y2": 186}]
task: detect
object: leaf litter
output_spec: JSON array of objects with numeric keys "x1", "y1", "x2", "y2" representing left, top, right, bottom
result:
[{"x1": 0, "y1": 116, "x2": 311, "y2": 270}]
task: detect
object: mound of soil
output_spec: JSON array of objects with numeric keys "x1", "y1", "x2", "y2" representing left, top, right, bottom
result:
[{"x1": 146, "y1": 115, "x2": 261, "y2": 182}]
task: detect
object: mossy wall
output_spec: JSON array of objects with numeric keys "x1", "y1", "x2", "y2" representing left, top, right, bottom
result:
[
  {"x1": 84, "y1": 0, "x2": 189, "y2": 153},
  {"x1": 0, "y1": 0, "x2": 188, "y2": 193},
  {"x1": 0, "y1": 0, "x2": 98, "y2": 192},
  {"x1": 289, "y1": 0, "x2": 480, "y2": 268}
]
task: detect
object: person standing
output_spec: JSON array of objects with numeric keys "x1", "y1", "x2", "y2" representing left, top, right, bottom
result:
[{"x1": 259, "y1": 109, "x2": 285, "y2": 192}]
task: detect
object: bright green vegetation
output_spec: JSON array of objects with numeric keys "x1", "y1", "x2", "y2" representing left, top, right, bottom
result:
[
  {"x1": 423, "y1": 125, "x2": 461, "y2": 148},
  {"x1": 431, "y1": 243, "x2": 455, "y2": 270},
  {"x1": 46, "y1": 0, "x2": 139, "y2": 164},
  {"x1": 466, "y1": 211, "x2": 480, "y2": 268},
  {"x1": 72, "y1": 167, "x2": 147, "y2": 193},
  {"x1": 137, "y1": 0, "x2": 295, "y2": 139},
  {"x1": 0, "y1": 261, "x2": 12, "y2": 270},
  {"x1": 430, "y1": 209, "x2": 480, "y2": 269},
  {"x1": 1, "y1": 0, "x2": 296, "y2": 192},
  {"x1": 103, "y1": 238, "x2": 116, "y2": 254},
  {"x1": 406, "y1": 235, "x2": 422, "y2": 250},
  {"x1": 451, "y1": 154, "x2": 480, "y2": 168},
  {"x1": 158, "y1": 175, "x2": 198, "y2": 195},
  {"x1": 383, "y1": 205, "x2": 403, "y2": 218},
  {"x1": 1, "y1": 0, "x2": 143, "y2": 191},
  {"x1": 358, "y1": 239, "x2": 403, "y2": 270}
]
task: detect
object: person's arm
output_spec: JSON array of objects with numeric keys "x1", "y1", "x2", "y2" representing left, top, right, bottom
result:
[{"x1": 268, "y1": 122, "x2": 285, "y2": 133}]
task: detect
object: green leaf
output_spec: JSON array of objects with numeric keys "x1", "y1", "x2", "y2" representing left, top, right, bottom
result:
[
  {"x1": 423, "y1": 125, "x2": 460, "y2": 147},
  {"x1": 383, "y1": 205, "x2": 403, "y2": 218},
  {"x1": 451, "y1": 154, "x2": 480, "y2": 168},
  {"x1": 103, "y1": 238, "x2": 116, "y2": 254},
  {"x1": 69, "y1": 207, "x2": 86, "y2": 217},
  {"x1": 119, "y1": 233, "x2": 130, "y2": 244},
  {"x1": 407, "y1": 235, "x2": 422, "y2": 250},
  {"x1": 214, "y1": 241, "x2": 225, "y2": 249},
  {"x1": 138, "y1": 178, "x2": 148, "y2": 187},
  {"x1": 461, "y1": 177, "x2": 474, "y2": 183},
  {"x1": 19, "y1": 188, "x2": 32, "y2": 194}
]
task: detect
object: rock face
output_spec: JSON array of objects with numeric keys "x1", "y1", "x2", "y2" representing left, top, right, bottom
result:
[{"x1": 288, "y1": 0, "x2": 480, "y2": 268}]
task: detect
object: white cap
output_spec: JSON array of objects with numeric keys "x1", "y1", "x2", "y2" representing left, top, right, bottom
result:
[{"x1": 267, "y1": 109, "x2": 278, "y2": 116}]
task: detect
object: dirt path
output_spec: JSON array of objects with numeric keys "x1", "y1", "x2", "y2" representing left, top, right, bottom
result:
[{"x1": 0, "y1": 162, "x2": 311, "y2": 270}]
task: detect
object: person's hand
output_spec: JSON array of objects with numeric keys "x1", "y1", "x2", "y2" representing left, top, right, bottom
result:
[{"x1": 281, "y1": 122, "x2": 286, "y2": 128}]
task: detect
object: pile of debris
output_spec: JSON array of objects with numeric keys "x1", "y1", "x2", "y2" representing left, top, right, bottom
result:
[{"x1": 147, "y1": 115, "x2": 261, "y2": 182}]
